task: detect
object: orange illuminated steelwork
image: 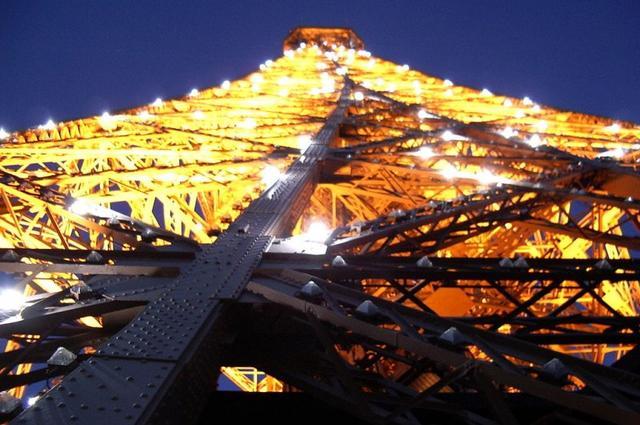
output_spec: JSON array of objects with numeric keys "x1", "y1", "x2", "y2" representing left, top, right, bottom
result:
[{"x1": 0, "y1": 27, "x2": 639, "y2": 418}]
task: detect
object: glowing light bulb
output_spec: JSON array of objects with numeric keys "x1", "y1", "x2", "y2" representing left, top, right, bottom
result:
[
  {"x1": 532, "y1": 104, "x2": 541, "y2": 112},
  {"x1": 250, "y1": 74, "x2": 264, "y2": 84},
  {"x1": 480, "y1": 88, "x2": 492, "y2": 96},
  {"x1": 98, "y1": 112, "x2": 119, "y2": 130},
  {"x1": 188, "y1": 88, "x2": 199, "y2": 97},
  {"x1": 523, "y1": 96, "x2": 533, "y2": 105},
  {"x1": 503, "y1": 99, "x2": 513, "y2": 107},
  {"x1": 305, "y1": 221, "x2": 331, "y2": 243},
  {"x1": 412, "y1": 80, "x2": 422, "y2": 95},
  {"x1": 441, "y1": 130, "x2": 467, "y2": 141},
  {"x1": 514, "y1": 110, "x2": 526, "y2": 118},
  {"x1": 192, "y1": 110, "x2": 204, "y2": 120},
  {"x1": 284, "y1": 50, "x2": 294, "y2": 58},
  {"x1": 443, "y1": 79, "x2": 453, "y2": 86},
  {"x1": 536, "y1": 121, "x2": 548, "y2": 131},
  {"x1": 137, "y1": 110, "x2": 152, "y2": 120},
  {"x1": 0, "y1": 128, "x2": 9, "y2": 139},
  {"x1": 0, "y1": 288, "x2": 25, "y2": 312},
  {"x1": 261, "y1": 165, "x2": 281, "y2": 187},
  {"x1": 354, "y1": 92, "x2": 364, "y2": 101},
  {"x1": 278, "y1": 76, "x2": 290, "y2": 86},
  {"x1": 320, "y1": 75, "x2": 335, "y2": 94},
  {"x1": 238, "y1": 118, "x2": 257, "y2": 129},
  {"x1": 526, "y1": 134, "x2": 544, "y2": 148},
  {"x1": 605, "y1": 123, "x2": 621, "y2": 133},
  {"x1": 440, "y1": 164, "x2": 458, "y2": 180},
  {"x1": 27, "y1": 396, "x2": 39, "y2": 407},
  {"x1": 477, "y1": 168, "x2": 501, "y2": 184},
  {"x1": 68, "y1": 199, "x2": 92, "y2": 216},
  {"x1": 67, "y1": 198, "x2": 119, "y2": 219},
  {"x1": 596, "y1": 147, "x2": 625, "y2": 159},
  {"x1": 298, "y1": 135, "x2": 312, "y2": 152},
  {"x1": 265, "y1": 59, "x2": 273, "y2": 67},
  {"x1": 444, "y1": 89, "x2": 453, "y2": 97},
  {"x1": 151, "y1": 98, "x2": 163, "y2": 107},
  {"x1": 416, "y1": 146, "x2": 434, "y2": 159},
  {"x1": 500, "y1": 127, "x2": 517, "y2": 138},
  {"x1": 38, "y1": 119, "x2": 56, "y2": 130},
  {"x1": 417, "y1": 109, "x2": 435, "y2": 120},
  {"x1": 442, "y1": 130, "x2": 454, "y2": 141},
  {"x1": 336, "y1": 67, "x2": 347, "y2": 76},
  {"x1": 221, "y1": 80, "x2": 231, "y2": 90}
]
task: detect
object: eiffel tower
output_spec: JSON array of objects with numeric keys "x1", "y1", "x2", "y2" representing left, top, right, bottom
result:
[{"x1": 0, "y1": 27, "x2": 639, "y2": 424}]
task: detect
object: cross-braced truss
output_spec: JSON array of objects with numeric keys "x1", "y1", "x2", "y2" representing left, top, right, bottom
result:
[{"x1": 0, "y1": 27, "x2": 639, "y2": 424}]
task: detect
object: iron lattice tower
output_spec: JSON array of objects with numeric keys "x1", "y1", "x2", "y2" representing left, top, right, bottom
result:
[{"x1": 0, "y1": 27, "x2": 639, "y2": 424}]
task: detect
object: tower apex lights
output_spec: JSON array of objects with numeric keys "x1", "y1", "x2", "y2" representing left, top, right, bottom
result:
[
  {"x1": 283, "y1": 27, "x2": 365, "y2": 51},
  {"x1": 1, "y1": 26, "x2": 640, "y2": 425}
]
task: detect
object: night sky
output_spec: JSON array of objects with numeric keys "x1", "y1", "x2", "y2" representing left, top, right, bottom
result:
[{"x1": 1, "y1": 0, "x2": 639, "y2": 133}]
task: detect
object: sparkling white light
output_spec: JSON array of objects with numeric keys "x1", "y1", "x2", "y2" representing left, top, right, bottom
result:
[
  {"x1": 261, "y1": 165, "x2": 282, "y2": 187},
  {"x1": 304, "y1": 221, "x2": 331, "y2": 243},
  {"x1": 38, "y1": 119, "x2": 56, "y2": 130},
  {"x1": 605, "y1": 123, "x2": 621, "y2": 133},
  {"x1": 499, "y1": 127, "x2": 518, "y2": 138},
  {"x1": 0, "y1": 289, "x2": 25, "y2": 312},
  {"x1": 416, "y1": 146, "x2": 435, "y2": 159},
  {"x1": 298, "y1": 135, "x2": 313, "y2": 153},
  {"x1": 137, "y1": 110, "x2": 152, "y2": 120},
  {"x1": 526, "y1": 134, "x2": 545, "y2": 148},
  {"x1": 441, "y1": 130, "x2": 468, "y2": 141},
  {"x1": 238, "y1": 118, "x2": 257, "y2": 129}
]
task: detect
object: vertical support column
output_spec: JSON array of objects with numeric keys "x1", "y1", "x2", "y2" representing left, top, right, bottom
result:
[{"x1": 12, "y1": 83, "x2": 353, "y2": 425}]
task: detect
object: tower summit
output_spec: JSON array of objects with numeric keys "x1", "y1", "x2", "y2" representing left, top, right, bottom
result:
[
  {"x1": 283, "y1": 27, "x2": 364, "y2": 51},
  {"x1": 1, "y1": 27, "x2": 639, "y2": 425}
]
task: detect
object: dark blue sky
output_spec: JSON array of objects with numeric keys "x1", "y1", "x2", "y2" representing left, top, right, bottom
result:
[{"x1": 1, "y1": 0, "x2": 638, "y2": 132}]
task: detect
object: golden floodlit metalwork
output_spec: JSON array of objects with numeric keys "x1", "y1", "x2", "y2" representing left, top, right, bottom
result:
[{"x1": 1, "y1": 28, "x2": 639, "y2": 424}]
